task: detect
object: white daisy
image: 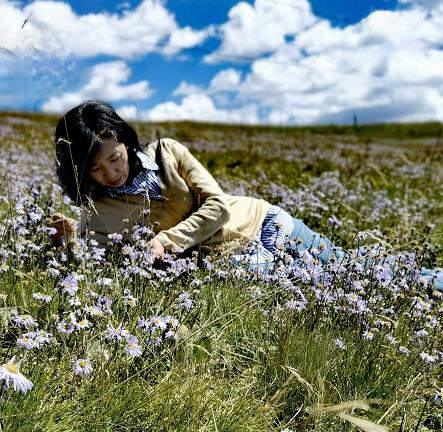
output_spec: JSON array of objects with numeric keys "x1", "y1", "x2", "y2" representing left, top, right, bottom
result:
[
  {"x1": 71, "y1": 358, "x2": 93, "y2": 376},
  {"x1": 75, "y1": 318, "x2": 91, "y2": 330},
  {"x1": 125, "y1": 336, "x2": 142, "y2": 357},
  {"x1": 0, "y1": 358, "x2": 33, "y2": 393}
]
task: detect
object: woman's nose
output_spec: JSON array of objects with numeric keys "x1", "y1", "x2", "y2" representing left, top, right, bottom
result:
[{"x1": 103, "y1": 165, "x2": 115, "y2": 181}]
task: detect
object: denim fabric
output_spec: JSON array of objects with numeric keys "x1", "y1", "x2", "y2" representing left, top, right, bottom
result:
[
  {"x1": 287, "y1": 217, "x2": 346, "y2": 263},
  {"x1": 234, "y1": 215, "x2": 443, "y2": 292},
  {"x1": 420, "y1": 268, "x2": 443, "y2": 291},
  {"x1": 287, "y1": 218, "x2": 442, "y2": 292}
]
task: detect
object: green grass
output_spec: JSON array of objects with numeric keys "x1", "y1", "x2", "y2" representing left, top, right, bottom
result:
[{"x1": 0, "y1": 112, "x2": 442, "y2": 431}]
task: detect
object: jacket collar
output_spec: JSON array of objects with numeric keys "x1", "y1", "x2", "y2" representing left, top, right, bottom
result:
[{"x1": 137, "y1": 151, "x2": 159, "y2": 171}]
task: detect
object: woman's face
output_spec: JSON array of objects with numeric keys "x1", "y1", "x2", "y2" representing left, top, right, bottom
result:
[{"x1": 88, "y1": 138, "x2": 130, "y2": 188}]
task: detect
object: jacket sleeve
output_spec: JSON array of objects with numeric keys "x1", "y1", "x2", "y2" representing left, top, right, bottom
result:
[{"x1": 153, "y1": 140, "x2": 230, "y2": 252}]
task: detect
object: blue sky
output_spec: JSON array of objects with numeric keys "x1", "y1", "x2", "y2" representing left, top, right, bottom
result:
[{"x1": 1, "y1": 0, "x2": 443, "y2": 124}]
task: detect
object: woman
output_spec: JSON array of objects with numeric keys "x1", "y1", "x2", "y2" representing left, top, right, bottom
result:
[{"x1": 51, "y1": 100, "x2": 442, "y2": 290}]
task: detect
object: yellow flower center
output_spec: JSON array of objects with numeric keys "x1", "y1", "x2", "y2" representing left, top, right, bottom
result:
[
  {"x1": 4, "y1": 362, "x2": 19, "y2": 374},
  {"x1": 79, "y1": 360, "x2": 87, "y2": 368}
]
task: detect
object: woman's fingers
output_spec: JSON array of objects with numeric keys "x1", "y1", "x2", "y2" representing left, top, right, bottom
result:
[
  {"x1": 150, "y1": 237, "x2": 165, "y2": 260},
  {"x1": 49, "y1": 213, "x2": 77, "y2": 242},
  {"x1": 51, "y1": 212, "x2": 65, "y2": 221},
  {"x1": 51, "y1": 219, "x2": 75, "y2": 229},
  {"x1": 50, "y1": 219, "x2": 76, "y2": 232}
]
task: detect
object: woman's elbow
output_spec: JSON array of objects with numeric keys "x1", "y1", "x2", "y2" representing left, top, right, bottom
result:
[{"x1": 216, "y1": 195, "x2": 231, "y2": 225}]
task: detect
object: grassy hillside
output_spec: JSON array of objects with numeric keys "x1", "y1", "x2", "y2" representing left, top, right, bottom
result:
[{"x1": 0, "y1": 112, "x2": 442, "y2": 431}]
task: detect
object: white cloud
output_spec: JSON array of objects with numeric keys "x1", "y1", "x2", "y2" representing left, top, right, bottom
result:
[
  {"x1": 172, "y1": 69, "x2": 242, "y2": 99},
  {"x1": 209, "y1": 69, "x2": 241, "y2": 92},
  {"x1": 204, "y1": 0, "x2": 316, "y2": 63},
  {"x1": 0, "y1": 0, "x2": 211, "y2": 58},
  {"x1": 4, "y1": 0, "x2": 443, "y2": 124},
  {"x1": 134, "y1": 0, "x2": 443, "y2": 125},
  {"x1": 195, "y1": 2, "x2": 443, "y2": 124},
  {"x1": 116, "y1": 105, "x2": 139, "y2": 120},
  {"x1": 172, "y1": 81, "x2": 205, "y2": 97},
  {"x1": 164, "y1": 25, "x2": 215, "y2": 56},
  {"x1": 41, "y1": 61, "x2": 152, "y2": 113},
  {"x1": 141, "y1": 93, "x2": 259, "y2": 124}
]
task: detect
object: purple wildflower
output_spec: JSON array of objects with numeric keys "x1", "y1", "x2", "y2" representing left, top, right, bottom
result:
[
  {"x1": 328, "y1": 215, "x2": 342, "y2": 227},
  {"x1": 333, "y1": 338, "x2": 346, "y2": 350},
  {"x1": 398, "y1": 346, "x2": 410, "y2": 356},
  {"x1": 125, "y1": 336, "x2": 142, "y2": 357},
  {"x1": 71, "y1": 358, "x2": 93, "y2": 376},
  {"x1": 61, "y1": 274, "x2": 79, "y2": 296},
  {"x1": 12, "y1": 313, "x2": 38, "y2": 329},
  {"x1": 176, "y1": 291, "x2": 194, "y2": 311},
  {"x1": 419, "y1": 352, "x2": 437, "y2": 364},
  {"x1": 104, "y1": 323, "x2": 130, "y2": 343},
  {"x1": 32, "y1": 292, "x2": 52, "y2": 303}
]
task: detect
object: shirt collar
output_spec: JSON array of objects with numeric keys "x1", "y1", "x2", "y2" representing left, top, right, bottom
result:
[{"x1": 137, "y1": 151, "x2": 159, "y2": 171}]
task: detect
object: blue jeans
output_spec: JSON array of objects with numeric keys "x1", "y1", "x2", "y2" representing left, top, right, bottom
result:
[
  {"x1": 287, "y1": 218, "x2": 443, "y2": 292},
  {"x1": 288, "y1": 218, "x2": 346, "y2": 263}
]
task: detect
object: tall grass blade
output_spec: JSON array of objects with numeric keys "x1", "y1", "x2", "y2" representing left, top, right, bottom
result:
[{"x1": 339, "y1": 412, "x2": 388, "y2": 432}]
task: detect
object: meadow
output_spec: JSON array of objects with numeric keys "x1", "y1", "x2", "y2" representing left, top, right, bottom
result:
[{"x1": 0, "y1": 112, "x2": 442, "y2": 431}]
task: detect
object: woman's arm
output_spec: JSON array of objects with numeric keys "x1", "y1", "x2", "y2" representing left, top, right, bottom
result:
[{"x1": 152, "y1": 140, "x2": 231, "y2": 252}]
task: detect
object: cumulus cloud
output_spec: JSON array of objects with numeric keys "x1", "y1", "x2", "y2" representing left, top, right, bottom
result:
[
  {"x1": 141, "y1": 93, "x2": 259, "y2": 124},
  {"x1": 187, "y1": 1, "x2": 443, "y2": 124},
  {"x1": 0, "y1": 0, "x2": 211, "y2": 58},
  {"x1": 172, "y1": 69, "x2": 242, "y2": 99},
  {"x1": 164, "y1": 25, "x2": 216, "y2": 56},
  {"x1": 204, "y1": 0, "x2": 316, "y2": 63},
  {"x1": 172, "y1": 81, "x2": 205, "y2": 97},
  {"x1": 209, "y1": 69, "x2": 242, "y2": 92},
  {"x1": 5, "y1": 0, "x2": 443, "y2": 124},
  {"x1": 116, "y1": 105, "x2": 139, "y2": 120},
  {"x1": 41, "y1": 61, "x2": 152, "y2": 113},
  {"x1": 123, "y1": 0, "x2": 443, "y2": 124}
]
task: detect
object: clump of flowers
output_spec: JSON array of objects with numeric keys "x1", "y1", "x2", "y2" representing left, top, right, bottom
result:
[
  {"x1": 12, "y1": 312, "x2": 38, "y2": 329},
  {"x1": 176, "y1": 291, "x2": 194, "y2": 311}
]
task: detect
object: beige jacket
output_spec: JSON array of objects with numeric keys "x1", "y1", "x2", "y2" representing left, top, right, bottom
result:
[{"x1": 79, "y1": 138, "x2": 271, "y2": 254}]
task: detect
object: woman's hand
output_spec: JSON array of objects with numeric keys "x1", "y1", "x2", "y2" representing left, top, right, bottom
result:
[
  {"x1": 150, "y1": 237, "x2": 165, "y2": 261},
  {"x1": 49, "y1": 212, "x2": 77, "y2": 243}
]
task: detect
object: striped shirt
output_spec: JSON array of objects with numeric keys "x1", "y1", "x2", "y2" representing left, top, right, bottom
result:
[
  {"x1": 232, "y1": 205, "x2": 294, "y2": 270},
  {"x1": 108, "y1": 151, "x2": 163, "y2": 201}
]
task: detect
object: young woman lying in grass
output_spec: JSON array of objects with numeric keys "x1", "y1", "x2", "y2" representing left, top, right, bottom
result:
[{"x1": 51, "y1": 100, "x2": 442, "y2": 291}]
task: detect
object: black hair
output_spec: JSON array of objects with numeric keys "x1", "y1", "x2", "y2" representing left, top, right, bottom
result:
[{"x1": 55, "y1": 100, "x2": 142, "y2": 205}]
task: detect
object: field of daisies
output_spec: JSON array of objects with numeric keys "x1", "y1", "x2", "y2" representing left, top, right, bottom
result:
[{"x1": 0, "y1": 113, "x2": 442, "y2": 431}]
